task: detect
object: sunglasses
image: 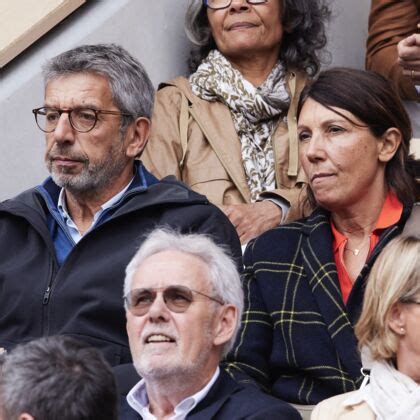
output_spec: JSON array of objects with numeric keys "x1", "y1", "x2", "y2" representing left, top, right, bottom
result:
[{"x1": 124, "y1": 285, "x2": 224, "y2": 316}]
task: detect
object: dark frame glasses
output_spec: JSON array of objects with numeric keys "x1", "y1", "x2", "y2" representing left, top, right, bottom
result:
[
  {"x1": 124, "y1": 285, "x2": 224, "y2": 316},
  {"x1": 400, "y1": 298, "x2": 420, "y2": 305},
  {"x1": 32, "y1": 107, "x2": 134, "y2": 133},
  {"x1": 203, "y1": 0, "x2": 268, "y2": 10}
]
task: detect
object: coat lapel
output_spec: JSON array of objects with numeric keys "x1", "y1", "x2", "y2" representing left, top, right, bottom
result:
[
  {"x1": 188, "y1": 371, "x2": 240, "y2": 419},
  {"x1": 300, "y1": 211, "x2": 362, "y2": 385},
  {"x1": 189, "y1": 100, "x2": 251, "y2": 203}
]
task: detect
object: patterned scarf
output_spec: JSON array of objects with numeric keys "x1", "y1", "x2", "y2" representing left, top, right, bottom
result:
[{"x1": 189, "y1": 50, "x2": 290, "y2": 202}]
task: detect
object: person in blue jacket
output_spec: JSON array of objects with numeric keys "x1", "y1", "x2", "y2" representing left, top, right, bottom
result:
[{"x1": 0, "y1": 43, "x2": 241, "y2": 367}]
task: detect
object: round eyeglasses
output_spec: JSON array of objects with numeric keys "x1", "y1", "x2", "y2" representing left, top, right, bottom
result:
[
  {"x1": 32, "y1": 107, "x2": 134, "y2": 133},
  {"x1": 203, "y1": 0, "x2": 268, "y2": 10},
  {"x1": 124, "y1": 285, "x2": 224, "y2": 317}
]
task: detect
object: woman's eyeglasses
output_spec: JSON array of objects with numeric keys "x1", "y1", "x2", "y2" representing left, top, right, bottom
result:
[
  {"x1": 203, "y1": 0, "x2": 268, "y2": 11},
  {"x1": 400, "y1": 298, "x2": 420, "y2": 306}
]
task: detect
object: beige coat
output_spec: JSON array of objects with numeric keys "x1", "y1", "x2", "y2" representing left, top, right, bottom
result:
[
  {"x1": 311, "y1": 391, "x2": 376, "y2": 420},
  {"x1": 141, "y1": 72, "x2": 308, "y2": 222},
  {"x1": 366, "y1": 0, "x2": 420, "y2": 100}
]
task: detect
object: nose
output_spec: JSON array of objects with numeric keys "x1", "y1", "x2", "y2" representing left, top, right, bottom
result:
[
  {"x1": 229, "y1": 0, "x2": 250, "y2": 12},
  {"x1": 147, "y1": 293, "x2": 171, "y2": 323},
  {"x1": 52, "y1": 112, "x2": 75, "y2": 145},
  {"x1": 302, "y1": 133, "x2": 327, "y2": 163}
]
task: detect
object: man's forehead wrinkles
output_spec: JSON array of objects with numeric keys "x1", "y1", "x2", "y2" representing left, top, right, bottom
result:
[
  {"x1": 44, "y1": 93, "x2": 104, "y2": 107},
  {"x1": 132, "y1": 253, "x2": 209, "y2": 292},
  {"x1": 43, "y1": 101, "x2": 102, "y2": 110},
  {"x1": 44, "y1": 75, "x2": 114, "y2": 108},
  {"x1": 45, "y1": 90, "x2": 104, "y2": 104}
]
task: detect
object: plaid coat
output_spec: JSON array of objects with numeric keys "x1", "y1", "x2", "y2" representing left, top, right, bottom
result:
[{"x1": 226, "y1": 206, "x2": 410, "y2": 405}]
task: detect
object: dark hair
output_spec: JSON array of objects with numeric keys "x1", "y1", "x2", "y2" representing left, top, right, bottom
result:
[
  {"x1": 297, "y1": 67, "x2": 418, "y2": 208},
  {"x1": 185, "y1": 0, "x2": 330, "y2": 74},
  {"x1": 0, "y1": 336, "x2": 118, "y2": 420}
]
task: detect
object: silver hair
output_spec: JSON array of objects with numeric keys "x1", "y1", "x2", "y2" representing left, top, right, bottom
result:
[
  {"x1": 185, "y1": 0, "x2": 212, "y2": 46},
  {"x1": 0, "y1": 336, "x2": 117, "y2": 420},
  {"x1": 124, "y1": 228, "x2": 244, "y2": 357},
  {"x1": 42, "y1": 43, "x2": 155, "y2": 133}
]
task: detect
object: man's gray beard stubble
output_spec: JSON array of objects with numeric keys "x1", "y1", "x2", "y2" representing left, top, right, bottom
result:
[
  {"x1": 47, "y1": 142, "x2": 129, "y2": 194},
  {"x1": 133, "y1": 319, "x2": 216, "y2": 385}
]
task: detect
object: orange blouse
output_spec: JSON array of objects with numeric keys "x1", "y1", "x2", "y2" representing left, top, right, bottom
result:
[{"x1": 331, "y1": 192, "x2": 403, "y2": 304}]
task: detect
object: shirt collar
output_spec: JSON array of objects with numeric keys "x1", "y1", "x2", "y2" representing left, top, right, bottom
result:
[
  {"x1": 127, "y1": 367, "x2": 220, "y2": 420},
  {"x1": 57, "y1": 177, "x2": 133, "y2": 225},
  {"x1": 373, "y1": 190, "x2": 403, "y2": 230},
  {"x1": 330, "y1": 190, "x2": 403, "y2": 252}
]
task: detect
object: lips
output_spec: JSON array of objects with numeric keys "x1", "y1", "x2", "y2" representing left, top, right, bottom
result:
[
  {"x1": 311, "y1": 173, "x2": 335, "y2": 184},
  {"x1": 145, "y1": 334, "x2": 175, "y2": 344},
  {"x1": 50, "y1": 155, "x2": 86, "y2": 165},
  {"x1": 228, "y1": 22, "x2": 258, "y2": 30}
]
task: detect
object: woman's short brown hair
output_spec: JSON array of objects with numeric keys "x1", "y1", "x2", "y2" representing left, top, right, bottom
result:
[{"x1": 355, "y1": 235, "x2": 420, "y2": 362}]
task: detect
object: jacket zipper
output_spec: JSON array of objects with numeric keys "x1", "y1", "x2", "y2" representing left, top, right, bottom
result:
[
  {"x1": 43, "y1": 286, "x2": 51, "y2": 305},
  {"x1": 41, "y1": 259, "x2": 55, "y2": 336},
  {"x1": 13, "y1": 185, "x2": 209, "y2": 318}
]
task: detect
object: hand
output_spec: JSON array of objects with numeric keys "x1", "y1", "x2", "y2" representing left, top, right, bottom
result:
[
  {"x1": 398, "y1": 31, "x2": 420, "y2": 81},
  {"x1": 220, "y1": 201, "x2": 282, "y2": 245}
]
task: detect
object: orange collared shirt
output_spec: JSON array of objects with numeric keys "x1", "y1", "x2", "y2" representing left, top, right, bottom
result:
[{"x1": 331, "y1": 191, "x2": 403, "y2": 304}]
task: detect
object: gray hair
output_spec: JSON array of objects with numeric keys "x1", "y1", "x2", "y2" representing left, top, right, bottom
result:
[
  {"x1": 185, "y1": 0, "x2": 212, "y2": 47},
  {"x1": 42, "y1": 43, "x2": 155, "y2": 133},
  {"x1": 124, "y1": 228, "x2": 244, "y2": 357},
  {"x1": 0, "y1": 336, "x2": 118, "y2": 420}
]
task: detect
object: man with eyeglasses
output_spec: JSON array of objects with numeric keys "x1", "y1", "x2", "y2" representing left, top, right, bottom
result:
[
  {"x1": 116, "y1": 228, "x2": 300, "y2": 420},
  {"x1": 0, "y1": 44, "x2": 241, "y2": 368}
]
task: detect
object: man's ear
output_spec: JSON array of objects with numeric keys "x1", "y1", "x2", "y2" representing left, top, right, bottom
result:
[
  {"x1": 378, "y1": 128, "x2": 402, "y2": 163},
  {"x1": 124, "y1": 117, "x2": 151, "y2": 158},
  {"x1": 18, "y1": 414, "x2": 35, "y2": 420},
  {"x1": 387, "y1": 302, "x2": 407, "y2": 336},
  {"x1": 213, "y1": 304, "x2": 237, "y2": 348}
]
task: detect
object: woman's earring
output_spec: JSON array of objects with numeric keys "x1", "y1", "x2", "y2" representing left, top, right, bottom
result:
[{"x1": 400, "y1": 327, "x2": 406, "y2": 334}]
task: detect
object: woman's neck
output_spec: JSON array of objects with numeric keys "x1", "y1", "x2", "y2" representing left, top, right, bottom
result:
[
  {"x1": 331, "y1": 188, "x2": 389, "y2": 239},
  {"x1": 226, "y1": 51, "x2": 280, "y2": 87}
]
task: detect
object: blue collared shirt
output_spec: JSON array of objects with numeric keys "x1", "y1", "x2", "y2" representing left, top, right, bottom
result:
[
  {"x1": 37, "y1": 162, "x2": 154, "y2": 266},
  {"x1": 57, "y1": 180, "x2": 132, "y2": 244}
]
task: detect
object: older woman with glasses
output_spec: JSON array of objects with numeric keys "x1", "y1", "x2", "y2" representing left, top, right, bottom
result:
[
  {"x1": 312, "y1": 235, "x2": 420, "y2": 419},
  {"x1": 226, "y1": 68, "x2": 419, "y2": 418},
  {"x1": 142, "y1": 0, "x2": 329, "y2": 244}
]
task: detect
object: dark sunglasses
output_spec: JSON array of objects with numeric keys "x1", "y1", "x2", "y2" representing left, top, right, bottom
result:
[{"x1": 124, "y1": 285, "x2": 224, "y2": 316}]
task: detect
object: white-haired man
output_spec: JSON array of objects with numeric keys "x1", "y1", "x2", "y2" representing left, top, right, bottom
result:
[{"x1": 118, "y1": 229, "x2": 300, "y2": 420}]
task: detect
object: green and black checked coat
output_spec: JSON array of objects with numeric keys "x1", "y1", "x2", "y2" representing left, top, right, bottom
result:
[{"x1": 226, "y1": 206, "x2": 411, "y2": 405}]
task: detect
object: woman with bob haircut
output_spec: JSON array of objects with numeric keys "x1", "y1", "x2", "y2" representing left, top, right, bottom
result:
[
  {"x1": 141, "y1": 0, "x2": 330, "y2": 244},
  {"x1": 226, "y1": 68, "x2": 419, "y2": 414},
  {"x1": 312, "y1": 235, "x2": 420, "y2": 419}
]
